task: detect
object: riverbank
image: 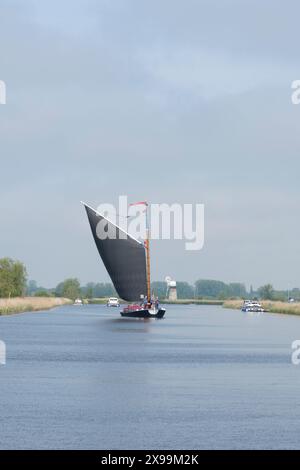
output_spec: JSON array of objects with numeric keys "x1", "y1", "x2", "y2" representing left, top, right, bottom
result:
[
  {"x1": 0, "y1": 297, "x2": 72, "y2": 315},
  {"x1": 162, "y1": 299, "x2": 223, "y2": 305},
  {"x1": 223, "y1": 299, "x2": 300, "y2": 316}
]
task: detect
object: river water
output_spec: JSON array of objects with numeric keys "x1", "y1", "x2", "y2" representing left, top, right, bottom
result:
[{"x1": 0, "y1": 304, "x2": 300, "y2": 449}]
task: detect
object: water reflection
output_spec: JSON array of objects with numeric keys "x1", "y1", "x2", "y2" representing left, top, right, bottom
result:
[{"x1": 104, "y1": 317, "x2": 152, "y2": 333}]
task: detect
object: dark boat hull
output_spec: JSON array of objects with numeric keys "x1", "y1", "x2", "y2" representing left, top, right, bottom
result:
[{"x1": 120, "y1": 308, "x2": 166, "y2": 319}]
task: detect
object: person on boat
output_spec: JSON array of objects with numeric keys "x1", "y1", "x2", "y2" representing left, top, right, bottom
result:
[{"x1": 155, "y1": 297, "x2": 159, "y2": 310}]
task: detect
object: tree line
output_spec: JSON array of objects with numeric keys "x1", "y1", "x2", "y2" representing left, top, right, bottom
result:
[
  {"x1": 26, "y1": 279, "x2": 297, "y2": 301},
  {"x1": 0, "y1": 257, "x2": 298, "y2": 302}
]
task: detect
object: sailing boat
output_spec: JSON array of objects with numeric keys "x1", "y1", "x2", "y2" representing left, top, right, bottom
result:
[{"x1": 82, "y1": 201, "x2": 166, "y2": 319}]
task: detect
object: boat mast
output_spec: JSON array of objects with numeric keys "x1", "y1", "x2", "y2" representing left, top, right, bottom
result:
[
  {"x1": 145, "y1": 202, "x2": 151, "y2": 304},
  {"x1": 129, "y1": 201, "x2": 151, "y2": 304}
]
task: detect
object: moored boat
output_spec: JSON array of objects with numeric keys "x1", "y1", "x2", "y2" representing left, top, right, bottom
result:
[
  {"x1": 107, "y1": 297, "x2": 120, "y2": 307},
  {"x1": 242, "y1": 300, "x2": 265, "y2": 312}
]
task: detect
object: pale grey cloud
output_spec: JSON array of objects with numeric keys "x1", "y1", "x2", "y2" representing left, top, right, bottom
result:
[{"x1": 0, "y1": 0, "x2": 299, "y2": 289}]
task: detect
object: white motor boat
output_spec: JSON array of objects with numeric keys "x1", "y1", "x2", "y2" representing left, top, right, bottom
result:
[
  {"x1": 107, "y1": 297, "x2": 120, "y2": 307},
  {"x1": 242, "y1": 300, "x2": 264, "y2": 312}
]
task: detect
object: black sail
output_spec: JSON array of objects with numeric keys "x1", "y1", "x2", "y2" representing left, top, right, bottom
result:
[{"x1": 83, "y1": 204, "x2": 147, "y2": 302}]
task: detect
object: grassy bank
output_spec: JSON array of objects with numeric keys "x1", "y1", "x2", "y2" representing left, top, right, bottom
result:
[
  {"x1": 223, "y1": 300, "x2": 246, "y2": 310},
  {"x1": 162, "y1": 299, "x2": 223, "y2": 305},
  {"x1": 0, "y1": 297, "x2": 72, "y2": 315},
  {"x1": 223, "y1": 299, "x2": 300, "y2": 316}
]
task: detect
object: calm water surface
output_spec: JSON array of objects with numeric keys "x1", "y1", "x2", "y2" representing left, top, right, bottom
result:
[{"x1": 0, "y1": 304, "x2": 300, "y2": 449}]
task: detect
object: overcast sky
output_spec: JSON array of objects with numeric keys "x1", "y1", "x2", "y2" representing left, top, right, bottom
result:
[{"x1": 0, "y1": 0, "x2": 299, "y2": 289}]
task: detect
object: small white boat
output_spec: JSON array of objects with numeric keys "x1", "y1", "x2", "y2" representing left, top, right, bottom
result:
[
  {"x1": 107, "y1": 297, "x2": 120, "y2": 307},
  {"x1": 242, "y1": 300, "x2": 264, "y2": 312},
  {"x1": 73, "y1": 298, "x2": 83, "y2": 305}
]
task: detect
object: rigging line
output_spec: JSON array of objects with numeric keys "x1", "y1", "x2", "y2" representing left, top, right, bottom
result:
[{"x1": 102, "y1": 209, "x2": 147, "y2": 220}]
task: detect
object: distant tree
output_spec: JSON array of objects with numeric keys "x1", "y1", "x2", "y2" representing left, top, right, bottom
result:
[
  {"x1": 227, "y1": 283, "x2": 247, "y2": 298},
  {"x1": 93, "y1": 282, "x2": 116, "y2": 298},
  {"x1": 258, "y1": 284, "x2": 274, "y2": 300},
  {"x1": 80, "y1": 282, "x2": 94, "y2": 299},
  {"x1": 55, "y1": 281, "x2": 64, "y2": 297},
  {"x1": 27, "y1": 280, "x2": 54, "y2": 297},
  {"x1": 0, "y1": 258, "x2": 27, "y2": 298},
  {"x1": 217, "y1": 290, "x2": 229, "y2": 300},
  {"x1": 85, "y1": 284, "x2": 94, "y2": 299},
  {"x1": 176, "y1": 281, "x2": 194, "y2": 299},
  {"x1": 195, "y1": 279, "x2": 228, "y2": 299},
  {"x1": 250, "y1": 285, "x2": 254, "y2": 299},
  {"x1": 27, "y1": 280, "x2": 38, "y2": 296},
  {"x1": 272, "y1": 290, "x2": 286, "y2": 302},
  {"x1": 290, "y1": 288, "x2": 300, "y2": 301},
  {"x1": 59, "y1": 278, "x2": 81, "y2": 301},
  {"x1": 78, "y1": 282, "x2": 117, "y2": 298},
  {"x1": 151, "y1": 282, "x2": 166, "y2": 299},
  {"x1": 34, "y1": 290, "x2": 52, "y2": 297}
]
